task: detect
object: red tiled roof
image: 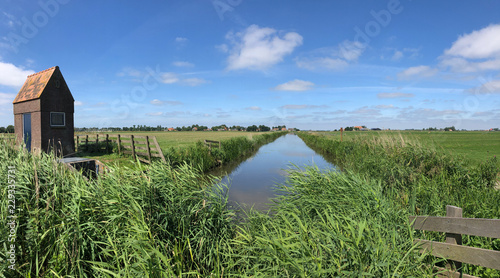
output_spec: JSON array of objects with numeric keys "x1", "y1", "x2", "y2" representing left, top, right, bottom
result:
[{"x1": 13, "y1": 66, "x2": 58, "y2": 104}]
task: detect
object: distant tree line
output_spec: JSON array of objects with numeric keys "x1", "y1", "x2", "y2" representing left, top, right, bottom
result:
[
  {"x1": 75, "y1": 124, "x2": 290, "y2": 132},
  {"x1": 423, "y1": 126, "x2": 457, "y2": 131},
  {"x1": 343, "y1": 126, "x2": 367, "y2": 131},
  {"x1": 0, "y1": 125, "x2": 15, "y2": 133}
]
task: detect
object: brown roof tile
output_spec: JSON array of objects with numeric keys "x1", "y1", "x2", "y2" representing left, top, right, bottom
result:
[{"x1": 13, "y1": 66, "x2": 58, "y2": 104}]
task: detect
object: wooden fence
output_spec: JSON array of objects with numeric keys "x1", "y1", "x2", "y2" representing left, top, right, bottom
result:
[
  {"x1": 410, "y1": 205, "x2": 500, "y2": 278},
  {"x1": 75, "y1": 134, "x2": 166, "y2": 164},
  {"x1": 204, "y1": 140, "x2": 221, "y2": 153}
]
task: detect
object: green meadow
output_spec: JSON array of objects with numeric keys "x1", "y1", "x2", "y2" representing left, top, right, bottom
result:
[
  {"x1": 75, "y1": 131, "x2": 268, "y2": 149},
  {"x1": 316, "y1": 130, "x2": 500, "y2": 164}
]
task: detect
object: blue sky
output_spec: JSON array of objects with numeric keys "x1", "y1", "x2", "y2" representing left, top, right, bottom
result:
[{"x1": 1, "y1": 0, "x2": 500, "y2": 130}]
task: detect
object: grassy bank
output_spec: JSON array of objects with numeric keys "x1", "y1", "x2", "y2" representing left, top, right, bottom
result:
[
  {"x1": 316, "y1": 130, "x2": 500, "y2": 164},
  {"x1": 0, "y1": 143, "x2": 234, "y2": 277},
  {"x1": 297, "y1": 131, "x2": 500, "y2": 277}
]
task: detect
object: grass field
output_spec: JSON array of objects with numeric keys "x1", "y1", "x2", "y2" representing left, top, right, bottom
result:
[
  {"x1": 315, "y1": 130, "x2": 500, "y2": 164},
  {"x1": 75, "y1": 131, "x2": 268, "y2": 149}
]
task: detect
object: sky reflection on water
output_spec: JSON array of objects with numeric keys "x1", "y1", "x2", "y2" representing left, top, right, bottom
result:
[{"x1": 211, "y1": 134, "x2": 336, "y2": 211}]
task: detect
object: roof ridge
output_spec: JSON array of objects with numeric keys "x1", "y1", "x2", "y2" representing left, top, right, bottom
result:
[{"x1": 26, "y1": 66, "x2": 58, "y2": 78}]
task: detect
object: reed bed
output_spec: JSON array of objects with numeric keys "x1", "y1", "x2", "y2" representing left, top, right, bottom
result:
[
  {"x1": 223, "y1": 168, "x2": 437, "y2": 276},
  {"x1": 297, "y1": 131, "x2": 500, "y2": 277},
  {"x1": 0, "y1": 143, "x2": 234, "y2": 277}
]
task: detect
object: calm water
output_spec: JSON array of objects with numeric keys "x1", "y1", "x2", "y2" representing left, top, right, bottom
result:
[{"x1": 210, "y1": 134, "x2": 336, "y2": 211}]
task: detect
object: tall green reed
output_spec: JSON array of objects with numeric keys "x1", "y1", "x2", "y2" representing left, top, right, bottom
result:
[{"x1": 0, "y1": 143, "x2": 234, "y2": 277}]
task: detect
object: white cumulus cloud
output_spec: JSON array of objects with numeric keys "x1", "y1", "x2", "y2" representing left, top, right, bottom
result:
[
  {"x1": 0, "y1": 62, "x2": 34, "y2": 87},
  {"x1": 444, "y1": 24, "x2": 500, "y2": 59},
  {"x1": 441, "y1": 24, "x2": 500, "y2": 73},
  {"x1": 225, "y1": 25, "x2": 303, "y2": 71},
  {"x1": 273, "y1": 79, "x2": 315, "y2": 91}
]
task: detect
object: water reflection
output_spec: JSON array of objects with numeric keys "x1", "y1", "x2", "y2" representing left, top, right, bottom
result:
[{"x1": 210, "y1": 134, "x2": 336, "y2": 211}]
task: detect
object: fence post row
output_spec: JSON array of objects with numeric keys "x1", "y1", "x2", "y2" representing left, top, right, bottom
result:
[{"x1": 74, "y1": 134, "x2": 165, "y2": 165}]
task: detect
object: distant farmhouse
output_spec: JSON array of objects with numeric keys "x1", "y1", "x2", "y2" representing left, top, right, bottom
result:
[{"x1": 13, "y1": 66, "x2": 75, "y2": 155}]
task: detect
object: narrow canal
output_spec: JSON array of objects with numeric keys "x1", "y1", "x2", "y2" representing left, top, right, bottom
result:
[{"x1": 210, "y1": 133, "x2": 336, "y2": 211}]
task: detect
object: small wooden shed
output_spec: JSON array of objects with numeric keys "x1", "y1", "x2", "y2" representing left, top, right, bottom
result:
[{"x1": 13, "y1": 66, "x2": 75, "y2": 155}]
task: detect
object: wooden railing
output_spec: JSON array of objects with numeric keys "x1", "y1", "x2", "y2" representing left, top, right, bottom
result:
[
  {"x1": 410, "y1": 205, "x2": 500, "y2": 278},
  {"x1": 75, "y1": 134, "x2": 166, "y2": 164},
  {"x1": 118, "y1": 134, "x2": 166, "y2": 164},
  {"x1": 204, "y1": 140, "x2": 221, "y2": 153}
]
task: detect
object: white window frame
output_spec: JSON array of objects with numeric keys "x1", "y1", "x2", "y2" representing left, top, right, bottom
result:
[{"x1": 50, "y1": 112, "x2": 66, "y2": 127}]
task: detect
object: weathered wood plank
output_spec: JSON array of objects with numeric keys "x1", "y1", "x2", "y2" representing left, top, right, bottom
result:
[
  {"x1": 137, "y1": 157, "x2": 150, "y2": 164},
  {"x1": 122, "y1": 150, "x2": 133, "y2": 155},
  {"x1": 152, "y1": 136, "x2": 166, "y2": 163},
  {"x1": 151, "y1": 153, "x2": 163, "y2": 158},
  {"x1": 146, "y1": 136, "x2": 151, "y2": 163},
  {"x1": 409, "y1": 216, "x2": 500, "y2": 239},
  {"x1": 445, "y1": 205, "x2": 462, "y2": 271},
  {"x1": 120, "y1": 140, "x2": 132, "y2": 144},
  {"x1": 135, "y1": 152, "x2": 150, "y2": 157},
  {"x1": 131, "y1": 135, "x2": 135, "y2": 158},
  {"x1": 416, "y1": 239, "x2": 500, "y2": 270},
  {"x1": 117, "y1": 134, "x2": 121, "y2": 155},
  {"x1": 134, "y1": 146, "x2": 149, "y2": 151},
  {"x1": 132, "y1": 135, "x2": 148, "y2": 139}
]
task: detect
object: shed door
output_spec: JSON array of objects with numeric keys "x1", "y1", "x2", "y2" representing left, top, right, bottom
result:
[{"x1": 23, "y1": 113, "x2": 31, "y2": 151}]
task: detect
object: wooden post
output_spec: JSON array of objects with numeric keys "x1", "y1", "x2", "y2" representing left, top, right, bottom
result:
[
  {"x1": 106, "y1": 134, "x2": 109, "y2": 153},
  {"x1": 219, "y1": 141, "x2": 221, "y2": 149},
  {"x1": 340, "y1": 127, "x2": 344, "y2": 142},
  {"x1": 152, "y1": 136, "x2": 166, "y2": 163},
  {"x1": 76, "y1": 136, "x2": 79, "y2": 152},
  {"x1": 85, "y1": 135, "x2": 88, "y2": 149},
  {"x1": 445, "y1": 205, "x2": 463, "y2": 273},
  {"x1": 131, "y1": 135, "x2": 135, "y2": 159},
  {"x1": 146, "y1": 136, "x2": 151, "y2": 163},
  {"x1": 96, "y1": 134, "x2": 99, "y2": 147},
  {"x1": 117, "y1": 134, "x2": 121, "y2": 155}
]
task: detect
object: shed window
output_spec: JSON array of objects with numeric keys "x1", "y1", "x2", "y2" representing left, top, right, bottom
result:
[{"x1": 50, "y1": 112, "x2": 65, "y2": 127}]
